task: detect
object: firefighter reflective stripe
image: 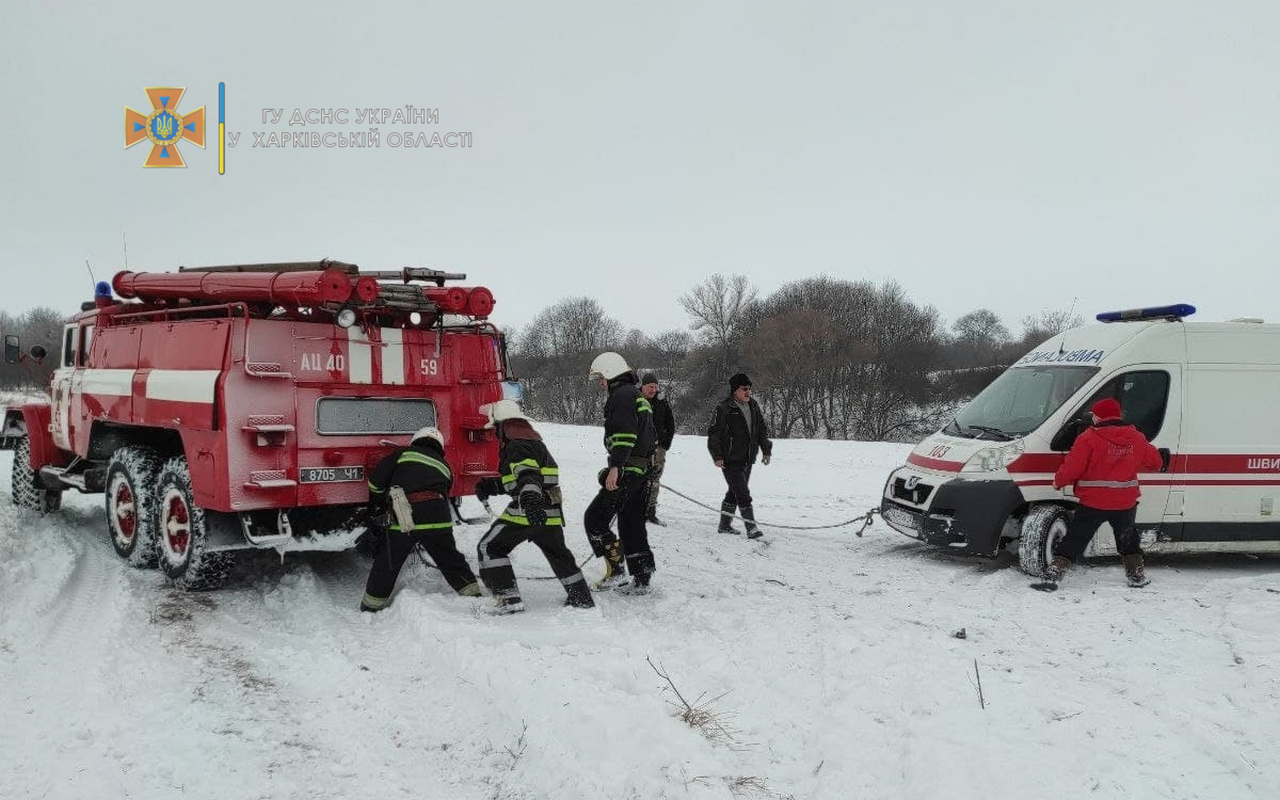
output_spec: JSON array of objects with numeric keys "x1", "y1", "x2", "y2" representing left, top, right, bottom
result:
[
  {"x1": 389, "y1": 520, "x2": 454, "y2": 531},
  {"x1": 561, "y1": 573, "x2": 586, "y2": 587},
  {"x1": 636, "y1": 397, "x2": 651, "y2": 413},
  {"x1": 624, "y1": 465, "x2": 646, "y2": 475},
  {"x1": 498, "y1": 509, "x2": 565, "y2": 526},
  {"x1": 500, "y1": 459, "x2": 560, "y2": 489},
  {"x1": 1077, "y1": 479, "x2": 1140, "y2": 488},
  {"x1": 368, "y1": 482, "x2": 385, "y2": 493},
  {"x1": 608, "y1": 432, "x2": 637, "y2": 449},
  {"x1": 361, "y1": 592, "x2": 389, "y2": 609},
  {"x1": 396, "y1": 451, "x2": 451, "y2": 480}
]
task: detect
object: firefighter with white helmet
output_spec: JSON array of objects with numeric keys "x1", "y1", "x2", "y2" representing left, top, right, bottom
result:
[
  {"x1": 360, "y1": 426, "x2": 480, "y2": 611},
  {"x1": 584, "y1": 351, "x2": 658, "y2": 592},
  {"x1": 472, "y1": 400, "x2": 594, "y2": 613}
]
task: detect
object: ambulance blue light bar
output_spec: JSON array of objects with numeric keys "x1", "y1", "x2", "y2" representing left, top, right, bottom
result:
[{"x1": 1096, "y1": 303, "x2": 1196, "y2": 322}]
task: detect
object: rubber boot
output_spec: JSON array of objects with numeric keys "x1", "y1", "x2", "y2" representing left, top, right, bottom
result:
[
  {"x1": 1044, "y1": 555, "x2": 1071, "y2": 582},
  {"x1": 741, "y1": 505, "x2": 762, "y2": 539},
  {"x1": 594, "y1": 540, "x2": 629, "y2": 589},
  {"x1": 718, "y1": 502, "x2": 741, "y2": 534},
  {"x1": 1123, "y1": 553, "x2": 1148, "y2": 587}
]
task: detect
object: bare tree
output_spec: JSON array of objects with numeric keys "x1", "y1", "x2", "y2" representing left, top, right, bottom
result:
[
  {"x1": 679, "y1": 274, "x2": 757, "y2": 376},
  {"x1": 509, "y1": 297, "x2": 625, "y2": 424}
]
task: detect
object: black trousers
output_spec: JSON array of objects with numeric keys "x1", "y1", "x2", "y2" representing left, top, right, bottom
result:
[
  {"x1": 583, "y1": 470, "x2": 656, "y2": 578},
  {"x1": 1055, "y1": 505, "x2": 1141, "y2": 562},
  {"x1": 363, "y1": 528, "x2": 477, "y2": 607},
  {"x1": 476, "y1": 521, "x2": 589, "y2": 600},
  {"x1": 721, "y1": 462, "x2": 753, "y2": 508}
]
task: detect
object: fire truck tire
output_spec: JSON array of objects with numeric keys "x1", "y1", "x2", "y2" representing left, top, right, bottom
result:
[
  {"x1": 105, "y1": 446, "x2": 163, "y2": 568},
  {"x1": 10, "y1": 437, "x2": 54, "y2": 512},
  {"x1": 155, "y1": 456, "x2": 233, "y2": 591},
  {"x1": 1019, "y1": 504, "x2": 1072, "y2": 577}
]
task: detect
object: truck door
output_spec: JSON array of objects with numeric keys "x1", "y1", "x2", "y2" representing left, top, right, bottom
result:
[{"x1": 50, "y1": 325, "x2": 78, "y2": 450}]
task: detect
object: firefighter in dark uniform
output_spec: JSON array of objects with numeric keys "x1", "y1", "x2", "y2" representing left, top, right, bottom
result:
[
  {"x1": 473, "y1": 400, "x2": 594, "y2": 613},
  {"x1": 360, "y1": 426, "x2": 480, "y2": 612},
  {"x1": 584, "y1": 352, "x2": 658, "y2": 592}
]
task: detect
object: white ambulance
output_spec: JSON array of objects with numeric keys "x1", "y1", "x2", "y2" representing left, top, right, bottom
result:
[{"x1": 879, "y1": 304, "x2": 1280, "y2": 575}]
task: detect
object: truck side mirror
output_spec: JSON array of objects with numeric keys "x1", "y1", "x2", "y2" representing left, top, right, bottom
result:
[
  {"x1": 29, "y1": 345, "x2": 47, "y2": 363},
  {"x1": 3, "y1": 334, "x2": 18, "y2": 364}
]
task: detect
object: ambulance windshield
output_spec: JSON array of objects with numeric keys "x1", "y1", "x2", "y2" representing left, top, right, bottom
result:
[{"x1": 945, "y1": 365, "x2": 1097, "y2": 439}]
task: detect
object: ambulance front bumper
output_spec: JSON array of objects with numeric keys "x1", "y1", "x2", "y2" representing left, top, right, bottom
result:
[{"x1": 879, "y1": 472, "x2": 1024, "y2": 556}]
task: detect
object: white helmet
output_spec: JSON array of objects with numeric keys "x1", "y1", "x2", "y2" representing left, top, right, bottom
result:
[
  {"x1": 478, "y1": 399, "x2": 528, "y2": 429},
  {"x1": 412, "y1": 426, "x2": 445, "y2": 447},
  {"x1": 588, "y1": 351, "x2": 631, "y2": 381}
]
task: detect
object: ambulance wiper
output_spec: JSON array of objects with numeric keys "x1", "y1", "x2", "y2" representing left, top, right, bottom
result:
[{"x1": 966, "y1": 424, "x2": 1013, "y2": 441}]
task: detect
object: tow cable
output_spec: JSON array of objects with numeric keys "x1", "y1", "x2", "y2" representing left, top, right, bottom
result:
[
  {"x1": 657, "y1": 481, "x2": 879, "y2": 536},
  {"x1": 410, "y1": 483, "x2": 882, "y2": 582}
]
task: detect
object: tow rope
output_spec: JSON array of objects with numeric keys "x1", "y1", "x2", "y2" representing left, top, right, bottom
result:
[{"x1": 657, "y1": 481, "x2": 879, "y2": 536}]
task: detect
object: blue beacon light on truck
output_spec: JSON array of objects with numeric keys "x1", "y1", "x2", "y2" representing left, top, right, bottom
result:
[{"x1": 1096, "y1": 303, "x2": 1196, "y2": 322}]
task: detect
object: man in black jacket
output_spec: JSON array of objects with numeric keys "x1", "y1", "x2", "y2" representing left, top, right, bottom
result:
[
  {"x1": 361, "y1": 426, "x2": 480, "y2": 611},
  {"x1": 473, "y1": 400, "x2": 594, "y2": 613},
  {"x1": 640, "y1": 372, "x2": 675, "y2": 526},
  {"x1": 706, "y1": 373, "x2": 772, "y2": 539},
  {"x1": 584, "y1": 351, "x2": 657, "y2": 592}
]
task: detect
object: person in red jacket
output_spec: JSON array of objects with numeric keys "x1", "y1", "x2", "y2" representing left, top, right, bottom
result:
[{"x1": 1049, "y1": 397, "x2": 1164, "y2": 586}]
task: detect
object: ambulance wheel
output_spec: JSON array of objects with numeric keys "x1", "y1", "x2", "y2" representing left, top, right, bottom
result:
[
  {"x1": 10, "y1": 437, "x2": 51, "y2": 512},
  {"x1": 155, "y1": 456, "x2": 233, "y2": 591},
  {"x1": 105, "y1": 446, "x2": 162, "y2": 567},
  {"x1": 1019, "y1": 504, "x2": 1072, "y2": 576}
]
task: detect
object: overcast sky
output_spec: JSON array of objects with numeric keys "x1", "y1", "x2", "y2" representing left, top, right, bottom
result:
[{"x1": 3, "y1": 1, "x2": 1278, "y2": 339}]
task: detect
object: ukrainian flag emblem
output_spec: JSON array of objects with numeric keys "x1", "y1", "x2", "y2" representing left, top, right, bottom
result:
[{"x1": 125, "y1": 88, "x2": 205, "y2": 168}]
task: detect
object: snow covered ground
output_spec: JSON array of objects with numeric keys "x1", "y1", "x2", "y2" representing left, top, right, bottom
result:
[{"x1": 3, "y1": 424, "x2": 1279, "y2": 800}]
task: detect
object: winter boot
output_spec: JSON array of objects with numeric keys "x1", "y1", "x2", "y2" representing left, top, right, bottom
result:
[
  {"x1": 1123, "y1": 553, "x2": 1149, "y2": 587},
  {"x1": 564, "y1": 580, "x2": 596, "y2": 608},
  {"x1": 646, "y1": 513, "x2": 666, "y2": 527},
  {"x1": 456, "y1": 581, "x2": 483, "y2": 597},
  {"x1": 1043, "y1": 555, "x2": 1071, "y2": 582},
  {"x1": 594, "y1": 541, "x2": 630, "y2": 589},
  {"x1": 617, "y1": 552, "x2": 655, "y2": 595},
  {"x1": 741, "y1": 505, "x2": 762, "y2": 539},
  {"x1": 718, "y1": 502, "x2": 742, "y2": 534},
  {"x1": 487, "y1": 595, "x2": 526, "y2": 615}
]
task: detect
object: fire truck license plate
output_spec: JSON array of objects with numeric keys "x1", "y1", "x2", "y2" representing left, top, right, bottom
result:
[{"x1": 300, "y1": 466, "x2": 365, "y2": 484}]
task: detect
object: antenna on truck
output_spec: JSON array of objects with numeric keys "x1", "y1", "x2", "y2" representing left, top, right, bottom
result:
[{"x1": 85, "y1": 258, "x2": 96, "y2": 288}]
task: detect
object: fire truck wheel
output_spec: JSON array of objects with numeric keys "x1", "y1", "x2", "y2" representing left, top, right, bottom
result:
[
  {"x1": 155, "y1": 456, "x2": 233, "y2": 591},
  {"x1": 1019, "y1": 504, "x2": 1072, "y2": 577},
  {"x1": 105, "y1": 446, "x2": 163, "y2": 568},
  {"x1": 10, "y1": 437, "x2": 51, "y2": 512}
]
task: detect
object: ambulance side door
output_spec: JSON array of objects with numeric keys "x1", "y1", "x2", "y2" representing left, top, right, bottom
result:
[{"x1": 1072, "y1": 367, "x2": 1181, "y2": 550}]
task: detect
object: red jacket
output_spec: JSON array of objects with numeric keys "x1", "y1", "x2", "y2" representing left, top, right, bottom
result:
[{"x1": 1053, "y1": 421, "x2": 1163, "y2": 510}]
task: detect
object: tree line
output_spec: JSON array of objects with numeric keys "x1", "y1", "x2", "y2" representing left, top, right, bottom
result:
[
  {"x1": 508, "y1": 275, "x2": 1082, "y2": 443},
  {"x1": 0, "y1": 307, "x2": 63, "y2": 391}
]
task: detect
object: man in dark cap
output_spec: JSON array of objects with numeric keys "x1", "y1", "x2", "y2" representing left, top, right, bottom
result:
[
  {"x1": 706, "y1": 372, "x2": 772, "y2": 539},
  {"x1": 1047, "y1": 397, "x2": 1164, "y2": 588},
  {"x1": 640, "y1": 372, "x2": 675, "y2": 526}
]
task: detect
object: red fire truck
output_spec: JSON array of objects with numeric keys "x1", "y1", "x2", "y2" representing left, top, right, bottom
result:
[{"x1": 2, "y1": 260, "x2": 513, "y2": 589}]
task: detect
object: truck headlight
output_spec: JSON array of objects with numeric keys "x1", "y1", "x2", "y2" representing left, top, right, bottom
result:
[{"x1": 960, "y1": 439, "x2": 1024, "y2": 473}]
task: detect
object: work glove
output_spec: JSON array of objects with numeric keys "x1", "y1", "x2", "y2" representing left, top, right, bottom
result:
[
  {"x1": 762, "y1": 454, "x2": 771, "y2": 465},
  {"x1": 523, "y1": 492, "x2": 548, "y2": 526},
  {"x1": 597, "y1": 467, "x2": 610, "y2": 488},
  {"x1": 475, "y1": 477, "x2": 501, "y2": 503}
]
